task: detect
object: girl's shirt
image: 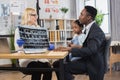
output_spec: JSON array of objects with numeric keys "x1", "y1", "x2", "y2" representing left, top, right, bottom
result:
[{"x1": 71, "y1": 33, "x2": 86, "y2": 46}]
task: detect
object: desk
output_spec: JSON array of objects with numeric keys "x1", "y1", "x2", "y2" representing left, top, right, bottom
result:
[
  {"x1": 110, "y1": 46, "x2": 120, "y2": 75},
  {"x1": 0, "y1": 51, "x2": 68, "y2": 80},
  {"x1": 0, "y1": 51, "x2": 68, "y2": 59}
]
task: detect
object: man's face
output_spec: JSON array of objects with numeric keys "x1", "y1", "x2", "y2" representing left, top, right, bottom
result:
[{"x1": 79, "y1": 9, "x2": 91, "y2": 25}]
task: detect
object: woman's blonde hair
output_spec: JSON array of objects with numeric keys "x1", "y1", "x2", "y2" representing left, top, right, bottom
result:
[{"x1": 21, "y1": 8, "x2": 38, "y2": 26}]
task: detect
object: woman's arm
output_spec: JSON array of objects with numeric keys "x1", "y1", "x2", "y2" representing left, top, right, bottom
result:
[{"x1": 14, "y1": 28, "x2": 20, "y2": 51}]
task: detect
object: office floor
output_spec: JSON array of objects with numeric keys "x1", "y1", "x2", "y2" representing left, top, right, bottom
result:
[{"x1": 0, "y1": 71, "x2": 120, "y2": 80}]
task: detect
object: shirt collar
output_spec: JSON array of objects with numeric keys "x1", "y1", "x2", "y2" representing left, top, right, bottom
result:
[{"x1": 85, "y1": 20, "x2": 95, "y2": 30}]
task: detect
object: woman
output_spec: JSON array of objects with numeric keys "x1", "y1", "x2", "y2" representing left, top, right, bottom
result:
[{"x1": 14, "y1": 8, "x2": 52, "y2": 80}]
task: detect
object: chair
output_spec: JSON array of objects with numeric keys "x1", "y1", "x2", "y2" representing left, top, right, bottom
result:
[
  {"x1": 103, "y1": 36, "x2": 111, "y2": 73},
  {"x1": 0, "y1": 38, "x2": 12, "y2": 67},
  {"x1": 109, "y1": 44, "x2": 120, "y2": 75}
]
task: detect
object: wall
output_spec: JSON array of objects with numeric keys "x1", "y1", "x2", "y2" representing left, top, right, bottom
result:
[
  {"x1": 76, "y1": 0, "x2": 84, "y2": 18},
  {"x1": 0, "y1": 0, "x2": 77, "y2": 32},
  {"x1": 38, "y1": 0, "x2": 76, "y2": 19},
  {"x1": 110, "y1": 0, "x2": 120, "y2": 41}
]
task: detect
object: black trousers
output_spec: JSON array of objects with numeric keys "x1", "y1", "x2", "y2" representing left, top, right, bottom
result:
[
  {"x1": 22, "y1": 61, "x2": 52, "y2": 80},
  {"x1": 53, "y1": 59, "x2": 104, "y2": 80}
]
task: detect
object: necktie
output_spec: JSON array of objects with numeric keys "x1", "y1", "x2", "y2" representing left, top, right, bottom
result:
[{"x1": 84, "y1": 29, "x2": 86, "y2": 34}]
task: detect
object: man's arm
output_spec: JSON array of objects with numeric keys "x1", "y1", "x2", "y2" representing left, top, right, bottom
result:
[{"x1": 70, "y1": 26, "x2": 105, "y2": 58}]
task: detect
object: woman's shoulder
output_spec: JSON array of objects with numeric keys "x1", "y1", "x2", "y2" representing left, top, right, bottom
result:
[{"x1": 15, "y1": 27, "x2": 19, "y2": 31}]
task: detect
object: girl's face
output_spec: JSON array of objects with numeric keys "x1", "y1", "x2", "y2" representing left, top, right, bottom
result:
[
  {"x1": 29, "y1": 11, "x2": 38, "y2": 25},
  {"x1": 72, "y1": 22, "x2": 82, "y2": 34}
]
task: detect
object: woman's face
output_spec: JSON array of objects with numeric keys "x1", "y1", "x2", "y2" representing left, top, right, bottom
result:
[{"x1": 29, "y1": 11, "x2": 38, "y2": 25}]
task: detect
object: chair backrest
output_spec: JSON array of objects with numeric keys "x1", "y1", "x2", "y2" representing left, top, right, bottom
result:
[{"x1": 103, "y1": 36, "x2": 111, "y2": 73}]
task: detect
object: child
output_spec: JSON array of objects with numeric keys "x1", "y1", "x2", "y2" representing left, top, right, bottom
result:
[
  {"x1": 67, "y1": 19, "x2": 86, "y2": 61},
  {"x1": 54, "y1": 19, "x2": 86, "y2": 61},
  {"x1": 68, "y1": 19, "x2": 85, "y2": 48},
  {"x1": 53, "y1": 19, "x2": 86, "y2": 80}
]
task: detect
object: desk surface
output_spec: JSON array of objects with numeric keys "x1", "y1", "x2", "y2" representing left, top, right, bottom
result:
[{"x1": 0, "y1": 51, "x2": 68, "y2": 59}]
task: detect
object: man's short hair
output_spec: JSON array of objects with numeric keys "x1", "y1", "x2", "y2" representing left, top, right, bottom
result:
[{"x1": 85, "y1": 6, "x2": 97, "y2": 20}]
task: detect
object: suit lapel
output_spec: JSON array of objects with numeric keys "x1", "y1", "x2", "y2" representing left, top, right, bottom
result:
[{"x1": 83, "y1": 23, "x2": 96, "y2": 45}]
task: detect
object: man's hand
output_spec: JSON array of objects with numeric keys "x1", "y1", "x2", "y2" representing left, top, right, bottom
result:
[
  {"x1": 70, "y1": 44, "x2": 82, "y2": 49},
  {"x1": 54, "y1": 46, "x2": 71, "y2": 52}
]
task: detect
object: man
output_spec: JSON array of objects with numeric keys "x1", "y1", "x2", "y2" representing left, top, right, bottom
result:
[{"x1": 53, "y1": 6, "x2": 106, "y2": 80}]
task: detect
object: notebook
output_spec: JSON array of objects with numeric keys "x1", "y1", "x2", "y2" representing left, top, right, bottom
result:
[{"x1": 18, "y1": 26, "x2": 49, "y2": 54}]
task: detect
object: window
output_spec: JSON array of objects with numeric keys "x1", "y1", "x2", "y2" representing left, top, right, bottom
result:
[{"x1": 84, "y1": 0, "x2": 110, "y2": 33}]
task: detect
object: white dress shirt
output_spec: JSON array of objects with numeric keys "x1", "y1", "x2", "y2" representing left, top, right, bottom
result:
[{"x1": 84, "y1": 21, "x2": 95, "y2": 40}]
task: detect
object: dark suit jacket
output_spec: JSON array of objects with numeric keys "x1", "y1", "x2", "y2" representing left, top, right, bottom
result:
[{"x1": 71, "y1": 22, "x2": 106, "y2": 75}]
